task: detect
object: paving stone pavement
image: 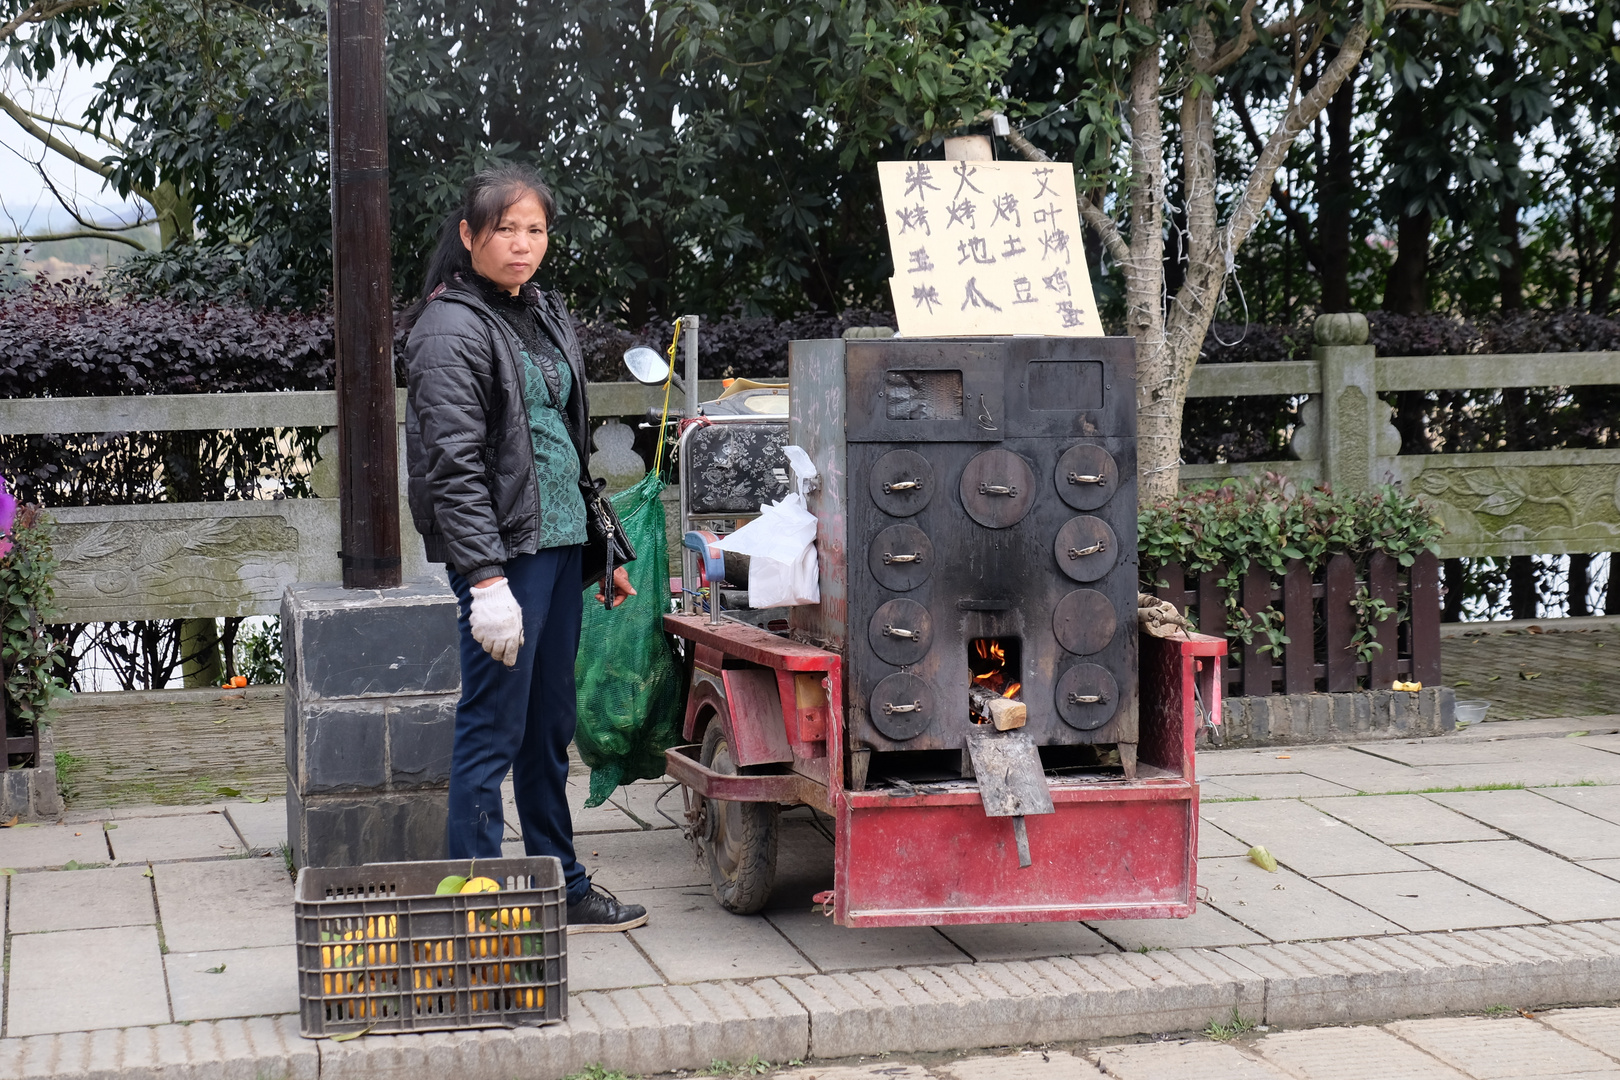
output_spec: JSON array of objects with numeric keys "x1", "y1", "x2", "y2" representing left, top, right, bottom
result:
[
  {"x1": 6, "y1": 715, "x2": 1620, "y2": 1077},
  {"x1": 40, "y1": 621, "x2": 1620, "y2": 815}
]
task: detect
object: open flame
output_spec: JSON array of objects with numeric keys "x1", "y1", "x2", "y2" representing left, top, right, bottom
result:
[{"x1": 971, "y1": 638, "x2": 1022, "y2": 699}]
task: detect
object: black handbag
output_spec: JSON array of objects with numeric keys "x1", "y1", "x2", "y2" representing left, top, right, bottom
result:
[{"x1": 529, "y1": 339, "x2": 636, "y2": 604}]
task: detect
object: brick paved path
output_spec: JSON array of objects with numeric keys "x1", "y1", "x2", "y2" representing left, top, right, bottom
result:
[
  {"x1": 50, "y1": 686, "x2": 287, "y2": 807},
  {"x1": 775, "y1": 1007, "x2": 1620, "y2": 1079},
  {"x1": 1443, "y1": 623, "x2": 1620, "y2": 720}
]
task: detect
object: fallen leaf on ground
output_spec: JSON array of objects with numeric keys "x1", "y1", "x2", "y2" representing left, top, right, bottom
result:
[
  {"x1": 216, "y1": 786, "x2": 242, "y2": 797},
  {"x1": 202, "y1": 963, "x2": 227, "y2": 974},
  {"x1": 0, "y1": 816, "x2": 17, "y2": 828},
  {"x1": 1519, "y1": 671, "x2": 1541, "y2": 680},
  {"x1": 244, "y1": 794, "x2": 269, "y2": 803},
  {"x1": 1454, "y1": 681, "x2": 1472, "y2": 687},
  {"x1": 1488, "y1": 675, "x2": 1502, "y2": 682},
  {"x1": 1566, "y1": 731, "x2": 1590, "y2": 738},
  {"x1": 329, "y1": 1027, "x2": 372, "y2": 1043},
  {"x1": 141, "y1": 866, "x2": 154, "y2": 879},
  {"x1": 1248, "y1": 845, "x2": 1278, "y2": 873}
]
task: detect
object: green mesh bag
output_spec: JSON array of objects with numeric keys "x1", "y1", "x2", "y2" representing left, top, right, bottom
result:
[{"x1": 574, "y1": 469, "x2": 684, "y2": 807}]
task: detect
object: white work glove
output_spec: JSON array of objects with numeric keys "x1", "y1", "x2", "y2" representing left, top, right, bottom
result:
[{"x1": 469, "y1": 578, "x2": 524, "y2": 667}]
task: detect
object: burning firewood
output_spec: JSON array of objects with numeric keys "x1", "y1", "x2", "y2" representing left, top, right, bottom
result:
[{"x1": 969, "y1": 686, "x2": 1027, "y2": 731}]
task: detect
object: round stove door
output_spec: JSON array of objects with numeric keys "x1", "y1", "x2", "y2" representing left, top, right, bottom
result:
[
  {"x1": 959, "y1": 449, "x2": 1036, "y2": 528},
  {"x1": 1054, "y1": 664, "x2": 1119, "y2": 730},
  {"x1": 869, "y1": 449, "x2": 935, "y2": 517},
  {"x1": 1054, "y1": 516, "x2": 1119, "y2": 582},
  {"x1": 869, "y1": 598, "x2": 933, "y2": 666},
  {"x1": 868, "y1": 524, "x2": 934, "y2": 591},
  {"x1": 1053, "y1": 589, "x2": 1118, "y2": 654},
  {"x1": 869, "y1": 672, "x2": 936, "y2": 741},
  {"x1": 1055, "y1": 445, "x2": 1119, "y2": 511}
]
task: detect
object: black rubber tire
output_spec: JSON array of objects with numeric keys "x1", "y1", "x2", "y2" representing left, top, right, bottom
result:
[{"x1": 698, "y1": 718, "x2": 779, "y2": 915}]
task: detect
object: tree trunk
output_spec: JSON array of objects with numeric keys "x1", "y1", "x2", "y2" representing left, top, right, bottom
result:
[
  {"x1": 1083, "y1": 18, "x2": 1370, "y2": 500},
  {"x1": 1595, "y1": 171, "x2": 1620, "y2": 315},
  {"x1": 1318, "y1": 74, "x2": 1357, "y2": 312},
  {"x1": 1384, "y1": 207, "x2": 1432, "y2": 314},
  {"x1": 180, "y1": 618, "x2": 224, "y2": 688},
  {"x1": 1124, "y1": 0, "x2": 1173, "y2": 500},
  {"x1": 1508, "y1": 556, "x2": 1538, "y2": 620},
  {"x1": 1443, "y1": 557, "x2": 1466, "y2": 621},
  {"x1": 1494, "y1": 47, "x2": 1522, "y2": 313},
  {"x1": 1568, "y1": 554, "x2": 1591, "y2": 618}
]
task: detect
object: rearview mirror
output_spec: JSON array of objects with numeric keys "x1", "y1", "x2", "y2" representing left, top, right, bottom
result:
[{"x1": 623, "y1": 346, "x2": 671, "y2": 386}]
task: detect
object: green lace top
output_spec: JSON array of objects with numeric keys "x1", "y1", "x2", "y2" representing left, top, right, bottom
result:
[{"x1": 518, "y1": 342, "x2": 588, "y2": 549}]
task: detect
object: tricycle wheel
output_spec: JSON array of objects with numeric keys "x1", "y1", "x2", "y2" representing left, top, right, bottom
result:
[{"x1": 699, "y1": 719, "x2": 779, "y2": 915}]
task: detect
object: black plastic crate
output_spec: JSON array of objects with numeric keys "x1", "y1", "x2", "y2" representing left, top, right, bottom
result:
[{"x1": 294, "y1": 857, "x2": 567, "y2": 1037}]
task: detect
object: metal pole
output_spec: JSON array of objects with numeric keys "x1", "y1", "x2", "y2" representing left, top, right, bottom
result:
[
  {"x1": 683, "y1": 315, "x2": 700, "y2": 422},
  {"x1": 329, "y1": 0, "x2": 401, "y2": 590}
]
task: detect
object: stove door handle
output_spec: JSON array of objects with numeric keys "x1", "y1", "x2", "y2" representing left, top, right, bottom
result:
[
  {"x1": 883, "y1": 700, "x2": 923, "y2": 714},
  {"x1": 883, "y1": 478, "x2": 923, "y2": 492},
  {"x1": 882, "y1": 624, "x2": 919, "y2": 640},
  {"x1": 978, "y1": 483, "x2": 1019, "y2": 497},
  {"x1": 1067, "y1": 541, "x2": 1107, "y2": 559},
  {"x1": 883, "y1": 552, "x2": 923, "y2": 564},
  {"x1": 1068, "y1": 472, "x2": 1106, "y2": 485},
  {"x1": 1067, "y1": 692, "x2": 1106, "y2": 705}
]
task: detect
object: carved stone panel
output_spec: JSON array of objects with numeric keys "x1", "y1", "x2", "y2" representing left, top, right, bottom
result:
[{"x1": 1396, "y1": 451, "x2": 1620, "y2": 558}]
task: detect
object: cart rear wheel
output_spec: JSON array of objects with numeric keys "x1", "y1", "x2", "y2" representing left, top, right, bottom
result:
[{"x1": 699, "y1": 719, "x2": 779, "y2": 915}]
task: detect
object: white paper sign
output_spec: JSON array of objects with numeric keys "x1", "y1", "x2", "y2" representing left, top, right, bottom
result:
[{"x1": 878, "y1": 159, "x2": 1103, "y2": 338}]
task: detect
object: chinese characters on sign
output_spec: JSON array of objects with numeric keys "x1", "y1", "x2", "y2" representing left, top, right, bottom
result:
[{"x1": 879, "y1": 160, "x2": 1103, "y2": 337}]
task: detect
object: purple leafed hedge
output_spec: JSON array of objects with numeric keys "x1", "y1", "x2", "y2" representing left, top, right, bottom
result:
[
  {"x1": 5, "y1": 280, "x2": 1619, "y2": 401},
  {"x1": 0, "y1": 280, "x2": 334, "y2": 398}
]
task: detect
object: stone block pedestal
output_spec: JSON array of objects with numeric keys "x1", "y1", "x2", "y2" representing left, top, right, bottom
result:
[{"x1": 281, "y1": 581, "x2": 460, "y2": 868}]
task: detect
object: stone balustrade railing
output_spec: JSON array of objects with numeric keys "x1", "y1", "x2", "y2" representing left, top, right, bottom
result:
[
  {"x1": 7, "y1": 315, "x2": 1618, "y2": 624},
  {"x1": 1183, "y1": 315, "x2": 1620, "y2": 562},
  {"x1": 1, "y1": 381, "x2": 724, "y2": 624}
]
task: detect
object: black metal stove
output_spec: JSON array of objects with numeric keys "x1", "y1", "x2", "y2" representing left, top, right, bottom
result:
[{"x1": 789, "y1": 336, "x2": 1139, "y2": 777}]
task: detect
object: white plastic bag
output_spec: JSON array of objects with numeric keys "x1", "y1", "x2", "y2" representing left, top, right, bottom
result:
[{"x1": 717, "y1": 446, "x2": 820, "y2": 607}]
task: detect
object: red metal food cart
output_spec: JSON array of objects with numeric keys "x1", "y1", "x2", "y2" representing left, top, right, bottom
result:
[{"x1": 642, "y1": 333, "x2": 1224, "y2": 928}]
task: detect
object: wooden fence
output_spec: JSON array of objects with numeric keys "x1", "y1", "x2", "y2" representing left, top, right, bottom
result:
[{"x1": 1154, "y1": 551, "x2": 1443, "y2": 697}]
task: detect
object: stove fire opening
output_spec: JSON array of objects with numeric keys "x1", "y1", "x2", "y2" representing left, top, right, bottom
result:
[{"x1": 969, "y1": 637, "x2": 1027, "y2": 730}]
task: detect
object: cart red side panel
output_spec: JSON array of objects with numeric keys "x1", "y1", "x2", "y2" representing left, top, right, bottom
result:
[{"x1": 835, "y1": 783, "x2": 1196, "y2": 926}]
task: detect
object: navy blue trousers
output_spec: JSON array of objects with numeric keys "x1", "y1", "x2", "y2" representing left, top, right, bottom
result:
[{"x1": 446, "y1": 546, "x2": 588, "y2": 903}]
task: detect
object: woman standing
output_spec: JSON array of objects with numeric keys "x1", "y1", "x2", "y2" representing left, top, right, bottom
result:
[{"x1": 405, "y1": 165, "x2": 646, "y2": 932}]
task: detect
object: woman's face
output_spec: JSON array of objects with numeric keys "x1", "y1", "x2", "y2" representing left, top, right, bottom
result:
[{"x1": 461, "y1": 191, "x2": 548, "y2": 294}]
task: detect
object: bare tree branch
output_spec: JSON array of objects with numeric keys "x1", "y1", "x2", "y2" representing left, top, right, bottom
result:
[
  {"x1": 1, "y1": 227, "x2": 148, "y2": 249},
  {"x1": 0, "y1": 0, "x2": 102, "y2": 45},
  {"x1": 1229, "y1": 90, "x2": 1321, "y2": 267},
  {"x1": 20, "y1": 106, "x2": 123, "y2": 149},
  {"x1": 1209, "y1": 10, "x2": 1316, "y2": 74},
  {"x1": 980, "y1": 106, "x2": 1131, "y2": 265},
  {"x1": 1224, "y1": 19, "x2": 1371, "y2": 256},
  {"x1": 1079, "y1": 196, "x2": 1131, "y2": 264},
  {"x1": 0, "y1": 89, "x2": 118, "y2": 180}
]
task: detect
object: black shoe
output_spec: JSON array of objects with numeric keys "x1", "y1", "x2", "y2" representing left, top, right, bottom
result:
[{"x1": 567, "y1": 882, "x2": 648, "y2": 934}]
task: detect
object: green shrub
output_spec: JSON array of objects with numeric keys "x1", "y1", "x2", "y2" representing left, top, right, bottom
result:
[
  {"x1": 234, "y1": 617, "x2": 285, "y2": 685},
  {"x1": 1139, "y1": 474, "x2": 1445, "y2": 661},
  {"x1": 0, "y1": 502, "x2": 70, "y2": 731}
]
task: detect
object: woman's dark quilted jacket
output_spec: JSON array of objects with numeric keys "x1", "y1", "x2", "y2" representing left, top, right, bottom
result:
[{"x1": 404, "y1": 280, "x2": 592, "y2": 583}]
